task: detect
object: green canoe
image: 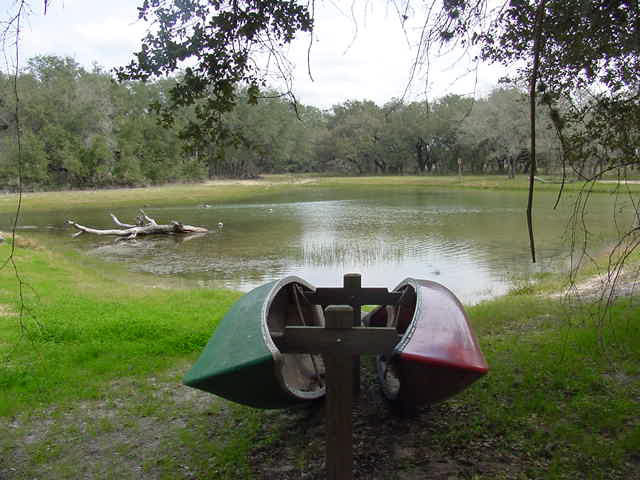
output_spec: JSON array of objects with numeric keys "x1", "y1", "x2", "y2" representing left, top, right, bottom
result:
[{"x1": 183, "y1": 277, "x2": 326, "y2": 409}]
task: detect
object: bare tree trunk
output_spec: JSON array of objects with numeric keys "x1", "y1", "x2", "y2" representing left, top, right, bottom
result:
[
  {"x1": 67, "y1": 210, "x2": 208, "y2": 240},
  {"x1": 527, "y1": 0, "x2": 548, "y2": 264},
  {"x1": 415, "y1": 138, "x2": 429, "y2": 173}
]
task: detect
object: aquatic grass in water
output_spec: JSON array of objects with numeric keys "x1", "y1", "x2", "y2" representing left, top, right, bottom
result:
[
  {"x1": 302, "y1": 239, "x2": 409, "y2": 266},
  {"x1": 1, "y1": 176, "x2": 632, "y2": 305}
]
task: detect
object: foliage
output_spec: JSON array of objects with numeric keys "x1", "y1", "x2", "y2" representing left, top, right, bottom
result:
[
  {"x1": 459, "y1": 87, "x2": 559, "y2": 175},
  {"x1": 315, "y1": 89, "x2": 559, "y2": 177},
  {"x1": 116, "y1": 0, "x2": 313, "y2": 151},
  {"x1": 433, "y1": 0, "x2": 639, "y2": 180},
  {"x1": 112, "y1": 0, "x2": 637, "y2": 181},
  {"x1": 0, "y1": 55, "x2": 330, "y2": 186},
  {"x1": 2, "y1": 2, "x2": 637, "y2": 188},
  {"x1": 0, "y1": 52, "x2": 633, "y2": 189}
]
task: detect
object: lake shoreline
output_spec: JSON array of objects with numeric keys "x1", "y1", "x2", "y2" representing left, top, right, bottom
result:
[
  {"x1": 1, "y1": 175, "x2": 628, "y2": 305},
  {"x1": 1, "y1": 173, "x2": 637, "y2": 214},
  {"x1": 0, "y1": 233, "x2": 638, "y2": 479},
  {"x1": 1, "y1": 180, "x2": 638, "y2": 479}
]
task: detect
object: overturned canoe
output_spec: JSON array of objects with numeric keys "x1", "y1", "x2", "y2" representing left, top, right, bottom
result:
[
  {"x1": 364, "y1": 278, "x2": 488, "y2": 409},
  {"x1": 183, "y1": 277, "x2": 326, "y2": 409}
]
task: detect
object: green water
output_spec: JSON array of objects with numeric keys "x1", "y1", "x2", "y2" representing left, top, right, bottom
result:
[{"x1": 4, "y1": 186, "x2": 628, "y2": 304}]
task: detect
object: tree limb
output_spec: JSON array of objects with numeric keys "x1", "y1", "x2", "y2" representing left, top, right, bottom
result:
[
  {"x1": 527, "y1": 0, "x2": 547, "y2": 264},
  {"x1": 110, "y1": 213, "x2": 135, "y2": 228},
  {"x1": 138, "y1": 209, "x2": 157, "y2": 226},
  {"x1": 66, "y1": 212, "x2": 208, "y2": 239}
]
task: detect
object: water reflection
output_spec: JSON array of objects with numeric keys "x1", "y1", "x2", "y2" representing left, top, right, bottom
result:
[{"x1": 2, "y1": 186, "x2": 629, "y2": 305}]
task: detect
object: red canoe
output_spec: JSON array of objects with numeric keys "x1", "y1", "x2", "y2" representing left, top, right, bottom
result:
[{"x1": 364, "y1": 278, "x2": 488, "y2": 409}]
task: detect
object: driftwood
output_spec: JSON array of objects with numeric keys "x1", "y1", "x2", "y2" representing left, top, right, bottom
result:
[{"x1": 66, "y1": 210, "x2": 208, "y2": 240}]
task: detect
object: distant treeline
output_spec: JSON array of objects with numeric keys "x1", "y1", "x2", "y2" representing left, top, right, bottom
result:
[{"x1": 0, "y1": 55, "x2": 577, "y2": 190}]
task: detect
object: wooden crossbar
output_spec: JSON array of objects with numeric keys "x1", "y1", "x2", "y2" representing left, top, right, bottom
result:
[
  {"x1": 303, "y1": 288, "x2": 402, "y2": 307},
  {"x1": 274, "y1": 326, "x2": 400, "y2": 355}
]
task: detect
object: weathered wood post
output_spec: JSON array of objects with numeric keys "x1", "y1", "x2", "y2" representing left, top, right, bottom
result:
[
  {"x1": 343, "y1": 273, "x2": 362, "y2": 395},
  {"x1": 277, "y1": 276, "x2": 402, "y2": 479},
  {"x1": 323, "y1": 306, "x2": 354, "y2": 480}
]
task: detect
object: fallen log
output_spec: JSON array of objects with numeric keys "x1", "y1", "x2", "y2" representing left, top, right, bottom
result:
[{"x1": 66, "y1": 210, "x2": 208, "y2": 240}]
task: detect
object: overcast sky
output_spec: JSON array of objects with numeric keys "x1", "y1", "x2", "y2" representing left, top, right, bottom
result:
[{"x1": 6, "y1": 0, "x2": 504, "y2": 109}]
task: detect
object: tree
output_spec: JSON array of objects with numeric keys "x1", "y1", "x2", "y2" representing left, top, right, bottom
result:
[
  {"x1": 379, "y1": 100, "x2": 430, "y2": 175},
  {"x1": 116, "y1": 0, "x2": 313, "y2": 151},
  {"x1": 459, "y1": 87, "x2": 559, "y2": 176},
  {"x1": 0, "y1": 129, "x2": 48, "y2": 187},
  {"x1": 423, "y1": 95, "x2": 475, "y2": 174},
  {"x1": 212, "y1": 88, "x2": 321, "y2": 177},
  {"x1": 433, "y1": 0, "x2": 639, "y2": 172},
  {"x1": 324, "y1": 100, "x2": 385, "y2": 174},
  {"x1": 3, "y1": 56, "x2": 121, "y2": 188},
  {"x1": 414, "y1": 0, "x2": 638, "y2": 265}
]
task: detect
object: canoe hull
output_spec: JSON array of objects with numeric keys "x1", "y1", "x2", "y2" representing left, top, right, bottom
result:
[
  {"x1": 183, "y1": 277, "x2": 326, "y2": 409},
  {"x1": 366, "y1": 278, "x2": 488, "y2": 408}
]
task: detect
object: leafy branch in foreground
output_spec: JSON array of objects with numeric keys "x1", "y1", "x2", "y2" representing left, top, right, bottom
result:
[
  {"x1": 116, "y1": 0, "x2": 313, "y2": 152},
  {"x1": 419, "y1": 0, "x2": 639, "y2": 270}
]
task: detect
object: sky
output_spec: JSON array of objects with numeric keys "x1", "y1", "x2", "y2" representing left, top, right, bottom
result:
[{"x1": 5, "y1": 0, "x2": 505, "y2": 109}]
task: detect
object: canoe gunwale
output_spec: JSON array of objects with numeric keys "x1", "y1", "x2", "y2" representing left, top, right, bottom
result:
[
  {"x1": 260, "y1": 275, "x2": 326, "y2": 402},
  {"x1": 392, "y1": 278, "x2": 420, "y2": 354},
  {"x1": 377, "y1": 277, "x2": 489, "y2": 406},
  {"x1": 398, "y1": 352, "x2": 489, "y2": 373}
]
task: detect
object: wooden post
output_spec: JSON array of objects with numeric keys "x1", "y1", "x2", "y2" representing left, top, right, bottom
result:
[
  {"x1": 276, "y1": 275, "x2": 402, "y2": 479},
  {"x1": 343, "y1": 274, "x2": 361, "y2": 395},
  {"x1": 343, "y1": 273, "x2": 362, "y2": 326},
  {"x1": 323, "y1": 305, "x2": 354, "y2": 480}
]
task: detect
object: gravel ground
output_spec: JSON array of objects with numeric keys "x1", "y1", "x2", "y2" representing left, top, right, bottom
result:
[{"x1": 551, "y1": 268, "x2": 639, "y2": 303}]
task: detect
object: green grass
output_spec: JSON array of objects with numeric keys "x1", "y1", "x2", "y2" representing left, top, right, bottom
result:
[
  {"x1": 0, "y1": 179, "x2": 638, "y2": 478},
  {"x1": 3, "y1": 238, "x2": 636, "y2": 478},
  {"x1": 0, "y1": 173, "x2": 637, "y2": 214},
  {"x1": 0, "y1": 239, "x2": 242, "y2": 416},
  {"x1": 459, "y1": 295, "x2": 640, "y2": 478}
]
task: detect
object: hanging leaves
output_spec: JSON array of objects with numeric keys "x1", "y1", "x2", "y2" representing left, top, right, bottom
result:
[{"x1": 117, "y1": 0, "x2": 313, "y2": 149}]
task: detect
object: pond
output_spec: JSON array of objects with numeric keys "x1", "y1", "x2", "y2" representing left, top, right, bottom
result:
[{"x1": 5, "y1": 185, "x2": 628, "y2": 304}]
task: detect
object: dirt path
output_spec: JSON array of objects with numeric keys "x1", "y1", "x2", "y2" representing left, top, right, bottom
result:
[
  {"x1": 203, "y1": 178, "x2": 315, "y2": 187},
  {"x1": 550, "y1": 268, "x2": 639, "y2": 302},
  {"x1": 1, "y1": 364, "x2": 225, "y2": 480},
  {"x1": 0, "y1": 360, "x2": 528, "y2": 480}
]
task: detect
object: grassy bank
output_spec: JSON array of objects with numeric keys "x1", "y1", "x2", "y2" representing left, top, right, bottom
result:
[
  {"x1": 465, "y1": 293, "x2": 640, "y2": 478},
  {"x1": 0, "y1": 180, "x2": 638, "y2": 479},
  {"x1": 0, "y1": 238, "x2": 242, "y2": 417},
  {"x1": 0, "y1": 173, "x2": 637, "y2": 214},
  {"x1": 0, "y1": 240, "x2": 637, "y2": 479}
]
